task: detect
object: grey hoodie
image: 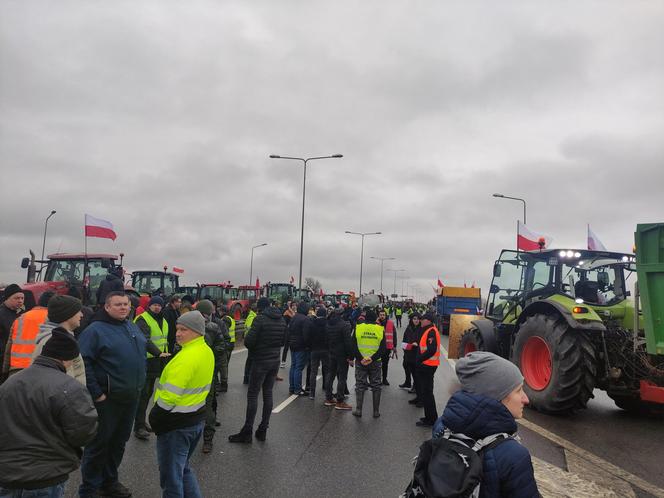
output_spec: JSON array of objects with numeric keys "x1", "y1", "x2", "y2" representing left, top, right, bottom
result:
[{"x1": 33, "y1": 321, "x2": 87, "y2": 385}]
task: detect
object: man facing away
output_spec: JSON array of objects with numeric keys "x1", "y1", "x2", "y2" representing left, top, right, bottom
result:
[
  {"x1": 325, "y1": 307, "x2": 353, "y2": 410},
  {"x1": 0, "y1": 330, "x2": 98, "y2": 498},
  {"x1": 229, "y1": 297, "x2": 286, "y2": 443},
  {"x1": 149, "y1": 311, "x2": 214, "y2": 498},
  {"x1": 352, "y1": 309, "x2": 386, "y2": 418},
  {"x1": 78, "y1": 292, "x2": 147, "y2": 498}
]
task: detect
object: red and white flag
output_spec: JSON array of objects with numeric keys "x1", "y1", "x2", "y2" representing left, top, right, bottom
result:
[
  {"x1": 437, "y1": 278, "x2": 444, "y2": 288},
  {"x1": 587, "y1": 224, "x2": 607, "y2": 251},
  {"x1": 172, "y1": 267, "x2": 184, "y2": 274},
  {"x1": 289, "y1": 275, "x2": 295, "y2": 284},
  {"x1": 85, "y1": 214, "x2": 117, "y2": 241},
  {"x1": 517, "y1": 221, "x2": 552, "y2": 251}
]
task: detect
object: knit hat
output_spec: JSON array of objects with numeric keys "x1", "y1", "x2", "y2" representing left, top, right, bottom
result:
[
  {"x1": 148, "y1": 296, "x2": 165, "y2": 307},
  {"x1": 316, "y1": 306, "x2": 327, "y2": 318},
  {"x1": 42, "y1": 328, "x2": 80, "y2": 361},
  {"x1": 455, "y1": 351, "x2": 524, "y2": 401},
  {"x1": 421, "y1": 312, "x2": 435, "y2": 322},
  {"x1": 365, "y1": 309, "x2": 377, "y2": 323},
  {"x1": 177, "y1": 310, "x2": 206, "y2": 335},
  {"x1": 2, "y1": 284, "x2": 23, "y2": 301},
  {"x1": 48, "y1": 295, "x2": 83, "y2": 323},
  {"x1": 196, "y1": 299, "x2": 214, "y2": 316},
  {"x1": 257, "y1": 297, "x2": 270, "y2": 312}
]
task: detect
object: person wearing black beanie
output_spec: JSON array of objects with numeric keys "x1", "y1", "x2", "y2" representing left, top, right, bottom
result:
[
  {"x1": 42, "y1": 328, "x2": 80, "y2": 361},
  {"x1": 0, "y1": 284, "x2": 25, "y2": 375}
]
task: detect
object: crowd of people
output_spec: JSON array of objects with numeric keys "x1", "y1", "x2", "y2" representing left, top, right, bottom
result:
[{"x1": 0, "y1": 282, "x2": 538, "y2": 497}]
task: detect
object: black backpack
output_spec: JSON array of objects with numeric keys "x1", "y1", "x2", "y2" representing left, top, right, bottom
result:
[{"x1": 402, "y1": 430, "x2": 513, "y2": 498}]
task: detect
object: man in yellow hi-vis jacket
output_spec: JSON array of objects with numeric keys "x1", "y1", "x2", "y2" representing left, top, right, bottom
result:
[{"x1": 149, "y1": 310, "x2": 214, "y2": 497}]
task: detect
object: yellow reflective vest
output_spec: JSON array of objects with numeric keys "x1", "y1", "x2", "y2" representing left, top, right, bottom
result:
[
  {"x1": 153, "y1": 335, "x2": 214, "y2": 414},
  {"x1": 355, "y1": 323, "x2": 384, "y2": 358},
  {"x1": 245, "y1": 311, "x2": 256, "y2": 332},
  {"x1": 135, "y1": 312, "x2": 168, "y2": 358},
  {"x1": 226, "y1": 316, "x2": 236, "y2": 343}
]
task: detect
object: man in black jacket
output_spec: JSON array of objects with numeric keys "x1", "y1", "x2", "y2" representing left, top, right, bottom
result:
[
  {"x1": 287, "y1": 301, "x2": 311, "y2": 395},
  {"x1": 325, "y1": 307, "x2": 353, "y2": 410},
  {"x1": 0, "y1": 284, "x2": 24, "y2": 376},
  {"x1": 0, "y1": 329, "x2": 98, "y2": 496},
  {"x1": 305, "y1": 306, "x2": 329, "y2": 400},
  {"x1": 229, "y1": 297, "x2": 286, "y2": 443},
  {"x1": 162, "y1": 294, "x2": 182, "y2": 354}
]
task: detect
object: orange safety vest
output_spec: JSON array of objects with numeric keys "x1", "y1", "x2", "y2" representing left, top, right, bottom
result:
[
  {"x1": 9, "y1": 307, "x2": 49, "y2": 369},
  {"x1": 419, "y1": 325, "x2": 441, "y2": 367}
]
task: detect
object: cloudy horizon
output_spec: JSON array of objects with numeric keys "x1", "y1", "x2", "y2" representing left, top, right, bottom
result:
[{"x1": 2, "y1": 1, "x2": 663, "y2": 299}]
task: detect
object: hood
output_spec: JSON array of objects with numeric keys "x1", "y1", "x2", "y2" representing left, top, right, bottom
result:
[
  {"x1": 296, "y1": 302, "x2": 310, "y2": 315},
  {"x1": 263, "y1": 306, "x2": 283, "y2": 320},
  {"x1": 441, "y1": 391, "x2": 517, "y2": 439},
  {"x1": 328, "y1": 314, "x2": 341, "y2": 326},
  {"x1": 313, "y1": 316, "x2": 327, "y2": 328},
  {"x1": 91, "y1": 307, "x2": 126, "y2": 326},
  {"x1": 105, "y1": 273, "x2": 121, "y2": 282}
]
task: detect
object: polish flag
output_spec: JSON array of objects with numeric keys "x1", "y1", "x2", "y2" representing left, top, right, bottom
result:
[
  {"x1": 587, "y1": 225, "x2": 607, "y2": 251},
  {"x1": 517, "y1": 221, "x2": 552, "y2": 251},
  {"x1": 437, "y1": 278, "x2": 444, "y2": 288},
  {"x1": 172, "y1": 267, "x2": 184, "y2": 274},
  {"x1": 85, "y1": 214, "x2": 117, "y2": 240},
  {"x1": 289, "y1": 275, "x2": 295, "y2": 284},
  {"x1": 256, "y1": 278, "x2": 260, "y2": 288}
]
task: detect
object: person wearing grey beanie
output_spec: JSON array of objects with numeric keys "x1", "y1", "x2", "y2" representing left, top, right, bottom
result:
[
  {"x1": 177, "y1": 310, "x2": 206, "y2": 336},
  {"x1": 431, "y1": 351, "x2": 538, "y2": 497}
]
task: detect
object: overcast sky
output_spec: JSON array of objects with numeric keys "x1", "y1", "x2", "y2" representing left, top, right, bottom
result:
[{"x1": 1, "y1": 1, "x2": 663, "y2": 300}]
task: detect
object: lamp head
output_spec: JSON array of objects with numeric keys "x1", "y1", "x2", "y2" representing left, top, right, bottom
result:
[
  {"x1": 332, "y1": 154, "x2": 343, "y2": 158},
  {"x1": 269, "y1": 155, "x2": 280, "y2": 159},
  {"x1": 492, "y1": 193, "x2": 504, "y2": 198}
]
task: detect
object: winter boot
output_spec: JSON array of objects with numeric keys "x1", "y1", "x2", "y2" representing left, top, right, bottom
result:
[
  {"x1": 228, "y1": 428, "x2": 252, "y2": 444},
  {"x1": 202, "y1": 440, "x2": 213, "y2": 454},
  {"x1": 352, "y1": 390, "x2": 364, "y2": 417},
  {"x1": 255, "y1": 426, "x2": 267, "y2": 441},
  {"x1": 372, "y1": 390, "x2": 381, "y2": 418}
]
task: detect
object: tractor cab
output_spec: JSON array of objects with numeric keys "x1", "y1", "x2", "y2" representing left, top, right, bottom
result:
[
  {"x1": 294, "y1": 288, "x2": 314, "y2": 302},
  {"x1": 263, "y1": 283, "x2": 296, "y2": 307},
  {"x1": 131, "y1": 269, "x2": 180, "y2": 298}
]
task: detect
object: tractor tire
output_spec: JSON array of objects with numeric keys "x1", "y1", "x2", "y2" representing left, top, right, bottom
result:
[
  {"x1": 232, "y1": 304, "x2": 242, "y2": 321},
  {"x1": 458, "y1": 327, "x2": 486, "y2": 357},
  {"x1": 512, "y1": 314, "x2": 596, "y2": 415}
]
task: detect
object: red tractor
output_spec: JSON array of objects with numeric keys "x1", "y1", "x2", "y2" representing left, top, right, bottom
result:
[
  {"x1": 198, "y1": 283, "x2": 246, "y2": 320},
  {"x1": 18, "y1": 250, "x2": 134, "y2": 308}
]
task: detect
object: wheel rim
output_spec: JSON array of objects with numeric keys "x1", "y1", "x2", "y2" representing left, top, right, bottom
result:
[
  {"x1": 463, "y1": 342, "x2": 477, "y2": 356},
  {"x1": 521, "y1": 336, "x2": 552, "y2": 391}
]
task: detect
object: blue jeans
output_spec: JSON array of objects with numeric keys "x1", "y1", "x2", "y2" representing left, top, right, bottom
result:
[
  {"x1": 289, "y1": 351, "x2": 310, "y2": 393},
  {"x1": 156, "y1": 422, "x2": 204, "y2": 498},
  {"x1": 0, "y1": 483, "x2": 65, "y2": 498}
]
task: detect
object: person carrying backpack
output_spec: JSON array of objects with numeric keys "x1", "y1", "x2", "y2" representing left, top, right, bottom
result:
[{"x1": 416, "y1": 351, "x2": 539, "y2": 498}]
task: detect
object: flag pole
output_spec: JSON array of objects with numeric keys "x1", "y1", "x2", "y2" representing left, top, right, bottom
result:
[{"x1": 84, "y1": 214, "x2": 89, "y2": 304}]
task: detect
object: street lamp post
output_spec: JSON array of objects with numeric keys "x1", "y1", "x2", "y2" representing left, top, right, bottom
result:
[
  {"x1": 40, "y1": 210, "x2": 57, "y2": 274},
  {"x1": 493, "y1": 193, "x2": 527, "y2": 224},
  {"x1": 249, "y1": 243, "x2": 267, "y2": 286},
  {"x1": 386, "y1": 268, "x2": 406, "y2": 297},
  {"x1": 345, "y1": 231, "x2": 381, "y2": 296},
  {"x1": 370, "y1": 256, "x2": 396, "y2": 295},
  {"x1": 270, "y1": 154, "x2": 343, "y2": 290}
]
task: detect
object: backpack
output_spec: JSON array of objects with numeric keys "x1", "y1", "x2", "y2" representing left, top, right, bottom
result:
[{"x1": 402, "y1": 429, "x2": 513, "y2": 498}]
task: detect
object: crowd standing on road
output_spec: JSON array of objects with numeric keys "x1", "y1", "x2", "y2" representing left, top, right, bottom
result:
[{"x1": 0, "y1": 282, "x2": 539, "y2": 497}]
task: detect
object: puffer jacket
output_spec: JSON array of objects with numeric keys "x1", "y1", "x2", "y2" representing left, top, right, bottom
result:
[
  {"x1": 33, "y1": 321, "x2": 86, "y2": 385},
  {"x1": 304, "y1": 316, "x2": 328, "y2": 352},
  {"x1": 78, "y1": 308, "x2": 146, "y2": 402},
  {"x1": 288, "y1": 302, "x2": 311, "y2": 352},
  {"x1": 244, "y1": 306, "x2": 287, "y2": 364},
  {"x1": 326, "y1": 313, "x2": 353, "y2": 359},
  {"x1": 432, "y1": 391, "x2": 540, "y2": 498},
  {"x1": 0, "y1": 356, "x2": 98, "y2": 490}
]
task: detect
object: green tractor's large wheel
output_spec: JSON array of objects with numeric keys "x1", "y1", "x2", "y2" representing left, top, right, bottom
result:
[
  {"x1": 512, "y1": 314, "x2": 596, "y2": 414},
  {"x1": 459, "y1": 327, "x2": 489, "y2": 357}
]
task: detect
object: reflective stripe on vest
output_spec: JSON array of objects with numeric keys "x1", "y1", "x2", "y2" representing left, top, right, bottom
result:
[
  {"x1": 135, "y1": 313, "x2": 168, "y2": 358},
  {"x1": 396, "y1": 307, "x2": 402, "y2": 316},
  {"x1": 419, "y1": 326, "x2": 441, "y2": 367},
  {"x1": 226, "y1": 316, "x2": 236, "y2": 342},
  {"x1": 9, "y1": 307, "x2": 49, "y2": 369},
  {"x1": 355, "y1": 323, "x2": 384, "y2": 358},
  {"x1": 153, "y1": 335, "x2": 214, "y2": 414}
]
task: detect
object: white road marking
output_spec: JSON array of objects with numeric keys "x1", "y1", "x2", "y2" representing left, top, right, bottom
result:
[
  {"x1": 231, "y1": 348, "x2": 247, "y2": 355},
  {"x1": 441, "y1": 344, "x2": 664, "y2": 497},
  {"x1": 272, "y1": 375, "x2": 322, "y2": 414}
]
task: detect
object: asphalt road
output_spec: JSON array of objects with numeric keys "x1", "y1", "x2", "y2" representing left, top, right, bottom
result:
[{"x1": 61, "y1": 324, "x2": 664, "y2": 498}]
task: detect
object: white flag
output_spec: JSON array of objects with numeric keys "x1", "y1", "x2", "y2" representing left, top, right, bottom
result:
[{"x1": 587, "y1": 224, "x2": 607, "y2": 251}]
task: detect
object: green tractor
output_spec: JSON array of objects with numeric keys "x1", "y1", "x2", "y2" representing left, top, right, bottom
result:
[{"x1": 456, "y1": 224, "x2": 664, "y2": 415}]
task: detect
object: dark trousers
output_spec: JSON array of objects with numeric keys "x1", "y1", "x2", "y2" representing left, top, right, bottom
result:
[
  {"x1": 281, "y1": 345, "x2": 289, "y2": 363},
  {"x1": 156, "y1": 422, "x2": 204, "y2": 498},
  {"x1": 309, "y1": 350, "x2": 330, "y2": 398},
  {"x1": 355, "y1": 361, "x2": 382, "y2": 393},
  {"x1": 381, "y1": 350, "x2": 392, "y2": 382},
  {"x1": 134, "y1": 373, "x2": 158, "y2": 431},
  {"x1": 80, "y1": 396, "x2": 139, "y2": 497},
  {"x1": 403, "y1": 360, "x2": 414, "y2": 386},
  {"x1": 416, "y1": 365, "x2": 438, "y2": 422},
  {"x1": 326, "y1": 356, "x2": 349, "y2": 402},
  {"x1": 396, "y1": 315, "x2": 402, "y2": 327},
  {"x1": 203, "y1": 375, "x2": 218, "y2": 443},
  {"x1": 217, "y1": 349, "x2": 229, "y2": 391},
  {"x1": 243, "y1": 355, "x2": 253, "y2": 384},
  {"x1": 242, "y1": 360, "x2": 279, "y2": 432}
]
